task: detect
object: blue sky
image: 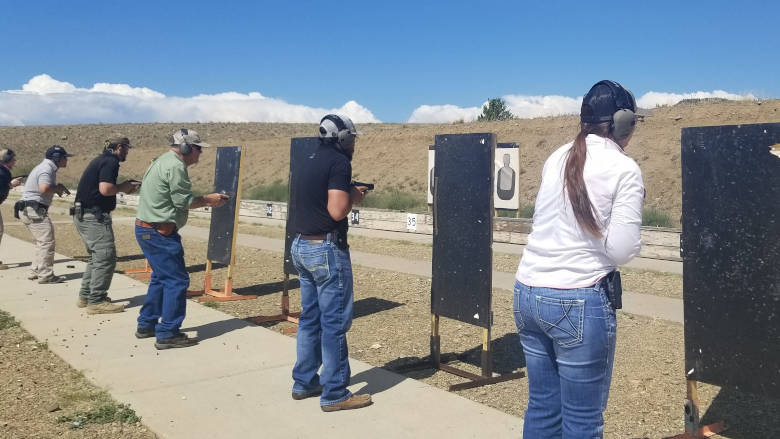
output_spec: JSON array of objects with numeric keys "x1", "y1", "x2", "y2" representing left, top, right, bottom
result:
[{"x1": 0, "y1": 0, "x2": 778, "y2": 124}]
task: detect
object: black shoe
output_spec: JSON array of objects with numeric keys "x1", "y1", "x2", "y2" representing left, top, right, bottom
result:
[
  {"x1": 292, "y1": 386, "x2": 323, "y2": 400},
  {"x1": 135, "y1": 327, "x2": 155, "y2": 339},
  {"x1": 154, "y1": 333, "x2": 198, "y2": 350}
]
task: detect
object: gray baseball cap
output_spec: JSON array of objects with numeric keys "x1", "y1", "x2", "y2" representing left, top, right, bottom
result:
[{"x1": 169, "y1": 128, "x2": 211, "y2": 148}]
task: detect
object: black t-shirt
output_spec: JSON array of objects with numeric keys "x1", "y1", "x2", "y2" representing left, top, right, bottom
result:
[
  {"x1": 75, "y1": 151, "x2": 120, "y2": 212},
  {"x1": 292, "y1": 143, "x2": 351, "y2": 244},
  {"x1": 0, "y1": 164, "x2": 11, "y2": 205}
]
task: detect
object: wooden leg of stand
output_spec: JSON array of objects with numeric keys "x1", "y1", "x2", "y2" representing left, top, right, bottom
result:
[
  {"x1": 685, "y1": 380, "x2": 701, "y2": 435},
  {"x1": 664, "y1": 380, "x2": 726, "y2": 439},
  {"x1": 431, "y1": 314, "x2": 441, "y2": 368},
  {"x1": 481, "y1": 327, "x2": 492, "y2": 378},
  {"x1": 282, "y1": 274, "x2": 290, "y2": 316}
]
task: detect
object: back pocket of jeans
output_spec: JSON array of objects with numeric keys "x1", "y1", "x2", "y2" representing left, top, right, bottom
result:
[
  {"x1": 535, "y1": 296, "x2": 584, "y2": 347},
  {"x1": 301, "y1": 251, "x2": 330, "y2": 284}
]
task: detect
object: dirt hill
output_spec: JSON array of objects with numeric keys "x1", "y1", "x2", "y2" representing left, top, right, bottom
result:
[{"x1": 1, "y1": 99, "x2": 778, "y2": 223}]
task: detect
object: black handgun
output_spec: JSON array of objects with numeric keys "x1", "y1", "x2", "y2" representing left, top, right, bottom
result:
[
  {"x1": 351, "y1": 180, "x2": 374, "y2": 191},
  {"x1": 12, "y1": 174, "x2": 28, "y2": 179}
]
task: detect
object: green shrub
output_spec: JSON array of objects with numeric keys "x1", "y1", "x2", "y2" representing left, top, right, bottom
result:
[
  {"x1": 247, "y1": 180, "x2": 288, "y2": 202},
  {"x1": 57, "y1": 400, "x2": 140, "y2": 429},
  {"x1": 361, "y1": 188, "x2": 426, "y2": 212},
  {"x1": 518, "y1": 203, "x2": 535, "y2": 219},
  {"x1": 642, "y1": 206, "x2": 674, "y2": 228}
]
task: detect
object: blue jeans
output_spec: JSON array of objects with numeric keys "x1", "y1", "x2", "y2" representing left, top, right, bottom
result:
[
  {"x1": 513, "y1": 280, "x2": 617, "y2": 439},
  {"x1": 290, "y1": 235, "x2": 354, "y2": 406},
  {"x1": 135, "y1": 224, "x2": 190, "y2": 340}
]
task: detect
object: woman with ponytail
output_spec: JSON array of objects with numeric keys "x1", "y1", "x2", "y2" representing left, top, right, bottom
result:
[{"x1": 513, "y1": 80, "x2": 645, "y2": 438}]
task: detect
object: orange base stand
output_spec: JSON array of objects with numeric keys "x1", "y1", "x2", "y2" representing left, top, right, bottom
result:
[
  {"x1": 247, "y1": 274, "x2": 300, "y2": 334},
  {"x1": 187, "y1": 261, "x2": 257, "y2": 302},
  {"x1": 120, "y1": 259, "x2": 153, "y2": 279}
]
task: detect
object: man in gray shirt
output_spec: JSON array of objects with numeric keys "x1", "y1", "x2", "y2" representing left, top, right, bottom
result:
[{"x1": 18, "y1": 145, "x2": 72, "y2": 283}]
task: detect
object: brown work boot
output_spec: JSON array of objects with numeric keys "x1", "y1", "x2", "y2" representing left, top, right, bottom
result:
[
  {"x1": 320, "y1": 394, "x2": 372, "y2": 412},
  {"x1": 86, "y1": 301, "x2": 125, "y2": 314},
  {"x1": 78, "y1": 296, "x2": 112, "y2": 308}
]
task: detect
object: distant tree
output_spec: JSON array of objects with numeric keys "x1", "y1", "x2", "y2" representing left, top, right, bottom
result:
[{"x1": 477, "y1": 98, "x2": 515, "y2": 121}]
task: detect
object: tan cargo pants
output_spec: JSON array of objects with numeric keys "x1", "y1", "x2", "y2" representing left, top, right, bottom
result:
[{"x1": 19, "y1": 206, "x2": 55, "y2": 279}]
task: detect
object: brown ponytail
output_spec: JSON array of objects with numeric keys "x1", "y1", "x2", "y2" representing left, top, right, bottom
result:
[{"x1": 564, "y1": 122, "x2": 610, "y2": 238}]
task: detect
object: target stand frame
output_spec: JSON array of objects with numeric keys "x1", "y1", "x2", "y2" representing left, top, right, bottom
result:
[
  {"x1": 395, "y1": 314, "x2": 524, "y2": 391},
  {"x1": 247, "y1": 273, "x2": 300, "y2": 334}
]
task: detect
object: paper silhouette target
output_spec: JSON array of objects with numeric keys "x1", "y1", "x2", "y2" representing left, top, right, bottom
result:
[{"x1": 494, "y1": 143, "x2": 519, "y2": 210}]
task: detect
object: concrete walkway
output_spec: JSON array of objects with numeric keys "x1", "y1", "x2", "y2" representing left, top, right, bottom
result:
[
  {"x1": 0, "y1": 234, "x2": 523, "y2": 438},
  {"x1": 179, "y1": 225, "x2": 685, "y2": 324}
]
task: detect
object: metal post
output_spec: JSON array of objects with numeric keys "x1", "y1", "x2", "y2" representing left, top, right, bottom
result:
[{"x1": 481, "y1": 327, "x2": 492, "y2": 377}]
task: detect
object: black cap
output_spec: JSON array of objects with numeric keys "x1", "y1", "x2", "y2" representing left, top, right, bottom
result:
[
  {"x1": 581, "y1": 80, "x2": 636, "y2": 124},
  {"x1": 45, "y1": 145, "x2": 74, "y2": 160}
]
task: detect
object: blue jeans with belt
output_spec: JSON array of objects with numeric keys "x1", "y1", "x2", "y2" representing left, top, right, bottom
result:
[
  {"x1": 290, "y1": 235, "x2": 354, "y2": 406},
  {"x1": 513, "y1": 280, "x2": 617, "y2": 439},
  {"x1": 135, "y1": 224, "x2": 190, "y2": 340}
]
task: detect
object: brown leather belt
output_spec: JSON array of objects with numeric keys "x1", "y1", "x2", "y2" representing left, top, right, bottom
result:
[
  {"x1": 300, "y1": 233, "x2": 327, "y2": 241},
  {"x1": 136, "y1": 219, "x2": 177, "y2": 236}
]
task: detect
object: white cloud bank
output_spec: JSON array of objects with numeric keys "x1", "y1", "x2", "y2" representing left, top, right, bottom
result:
[
  {"x1": 0, "y1": 74, "x2": 380, "y2": 126},
  {"x1": 408, "y1": 90, "x2": 757, "y2": 123}
]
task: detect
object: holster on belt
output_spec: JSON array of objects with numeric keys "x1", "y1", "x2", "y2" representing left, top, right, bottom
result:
[
  {"x1": 13, "y1": 200, "x2": 23, "y2": 219},
  {"x1": 602, "y1": 271, "x2": 623, "y2": 310},
  {"x1": 14, "y1": 200, "x2": 48, "y2": 219}
]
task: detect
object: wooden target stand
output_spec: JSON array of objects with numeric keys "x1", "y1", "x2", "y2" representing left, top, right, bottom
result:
[
  {"x1": 246, "y1": 273, "x2": 300, "y2": 334},
  {"x1": 664, "y1": 380, "x2": 726, "y2": 439},
  {"x1": 187, "y1": 146, "x2": 256, "y2": 303},
  {"x1": 396, "y1": 314, "x2": 524, "y2": 391},
  {"x1": 119, "y1": 259, "x2": 152, "y2": 279}
]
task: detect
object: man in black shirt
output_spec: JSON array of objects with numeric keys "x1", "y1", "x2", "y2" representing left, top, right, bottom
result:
[
  {"x1": 0, "y1": 149, "x2": 24, "y2": 270},
  {"x1": 73, "y1": 136, "x2": 140, "y2": 314},
  {"x1": 289, "y1": 114, "x2": 371, "y2": 412}
]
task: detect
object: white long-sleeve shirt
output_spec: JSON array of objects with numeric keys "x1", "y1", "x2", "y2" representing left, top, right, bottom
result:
[{"x1": 515, "y1": 134, "x2": 645, "y2": 288}]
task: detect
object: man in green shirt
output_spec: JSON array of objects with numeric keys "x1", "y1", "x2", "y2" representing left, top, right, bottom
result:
[{"x1": 134, "y1": 128, "x2": 228, "y2": 350}]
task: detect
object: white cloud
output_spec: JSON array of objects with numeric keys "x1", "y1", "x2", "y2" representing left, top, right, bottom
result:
[
  {"x1": 407, "y1": 104, "x2": 482, "y2": 123},
  {"x1": 407, "y1": 90, "x2": 757, "y2": 123},
  {"x1": 636, "y1": 90, "x2": 756, "y2": 108},
  {"x1": 0, "y1": 74, "x2": 380, "y2": 126}
]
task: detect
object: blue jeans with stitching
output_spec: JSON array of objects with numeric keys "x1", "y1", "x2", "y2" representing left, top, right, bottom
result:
[
  {"x1": 513, "y1": 280, "x2": 617, "y2": 439},
  {"x1": 135, "y1": 225, "x2": 190, "y2": 340},
  {"x1": 291, "y1": 235, "x2": 354, "y2": 406}
]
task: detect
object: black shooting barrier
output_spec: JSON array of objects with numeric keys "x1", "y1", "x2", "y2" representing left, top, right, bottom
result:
[
  {"x1": 206, "y1": 146, "x2": 242, "y2": 265},
  {"x1": 283, "y1": 137, "x2": 321, "y2": 275},
  {"x1": 431, "y1": 133, "x2": 495, "y2": 328},
  {"x1": 681, "y1": 123, "x2": 780, "y2": 398}
]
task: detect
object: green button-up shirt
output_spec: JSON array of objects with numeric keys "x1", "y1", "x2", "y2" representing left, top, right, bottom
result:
[{"x1": 136, "y1": 150, "x2": 193, "y2": 229}]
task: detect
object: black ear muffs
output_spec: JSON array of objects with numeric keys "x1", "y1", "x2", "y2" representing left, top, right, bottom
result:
[
  {"x1": 178, "y1": 128, "x2": 192, "y2": 155},
  {"x1": 598, "y1": 80, "x2": 637, "y2": 141},
  {"x1": 321, "y1": 115, "x2": 350, "y2": 144},
  {"x1": 612, "y1": 109, "x2": 636, "y2": 141}
]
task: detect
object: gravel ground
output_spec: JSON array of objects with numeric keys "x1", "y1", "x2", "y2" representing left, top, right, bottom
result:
[
  {"x1": 1, "y1": 206, "x2": 777, "y2": 438},
  {"x1": 0, "y1": 312, "x2": 156, "y2": 439}
]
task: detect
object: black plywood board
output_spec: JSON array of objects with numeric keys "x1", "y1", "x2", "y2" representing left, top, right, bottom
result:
[
  {"x1": 681, "y1": 123, "x2": 780, "y2": 398},
  {"x1": 207, "y1": 146, "x2": 242, "y2": 265},
  {"x1": 431, "y1": 133, "x2": 495, "y2": 328},
  {"x1": 283, "y1": 137, "x2": 320, "y2": 275}
]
